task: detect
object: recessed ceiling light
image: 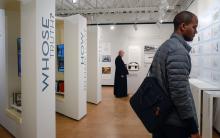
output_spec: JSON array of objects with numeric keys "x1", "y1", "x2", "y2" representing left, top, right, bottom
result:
[
  {"x1": 72, "y1": 0, "x2": 78, "y2": 3},
  {"x1": 110, "y1": 25, "x2": 115, "y2": 30}
]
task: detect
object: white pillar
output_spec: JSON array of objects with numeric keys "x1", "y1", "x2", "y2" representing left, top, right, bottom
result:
[
  {"x1": 21, "y1": 0, "x2": 55, "y2": 138},
  {"x1": 87, "y1": 26, "x2": 101, "y2": 104}
]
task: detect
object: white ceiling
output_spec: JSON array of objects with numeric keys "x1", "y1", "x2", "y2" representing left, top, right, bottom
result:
[{"x1": 56, "y1": 0, "x2": 194, "y2": 24}]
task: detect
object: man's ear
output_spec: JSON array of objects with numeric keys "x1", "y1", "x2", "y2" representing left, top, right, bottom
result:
[{"x1": 180, "y1": 23, "x2": 187, "y2": 32}]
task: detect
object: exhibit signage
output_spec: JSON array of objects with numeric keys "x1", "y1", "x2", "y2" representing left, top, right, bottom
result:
[
  {"x1": 41, "y1": 13, "x2": 55, "y2": 92},
  {"x1": 80, "y1": 28, "x2": 87, "y2": 65}
]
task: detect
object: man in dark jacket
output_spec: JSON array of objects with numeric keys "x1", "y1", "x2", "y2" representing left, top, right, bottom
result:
[
  {"x1": 114, "y1": 50, "x2": 129, "y2": 98},
  {"x1": 150, "y1": 11, "x2": 200, "y2": 138}
]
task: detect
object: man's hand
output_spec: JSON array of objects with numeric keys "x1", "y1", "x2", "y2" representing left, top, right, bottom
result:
[{"x1": 191, "y1": 133, "x2": 201, "y2": 138}]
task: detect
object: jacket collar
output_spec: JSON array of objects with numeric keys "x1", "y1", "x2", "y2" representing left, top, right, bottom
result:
[{"x1": 171, "y1": 33, "x2": 192, "y2": 52}]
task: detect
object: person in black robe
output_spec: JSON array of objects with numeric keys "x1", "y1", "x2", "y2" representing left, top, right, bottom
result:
[{"x1": 114, "y1": 50, "x2": 129, "y2": 98}]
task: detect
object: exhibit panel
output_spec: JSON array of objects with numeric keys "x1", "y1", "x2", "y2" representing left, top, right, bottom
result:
[
  {"x1": 87, "y1": 26, "x2": 102, "y2": 104},
  {"x1": 21, "y1": 0, "x2": 56, "y2": 137},
  {"x1": 56, "y1": 14, "x2": 87, "y2": 120},
  {"x1": 189, "y1": 0, "x2": 220, "y2": 134},
  {"x1": 0, "y1": 4, "x2": 23, "y2": 137}
]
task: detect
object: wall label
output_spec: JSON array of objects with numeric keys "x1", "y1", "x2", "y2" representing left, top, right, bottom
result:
[
  {"x1": 41, "y1": 13, "x2": 55, "y2": 92},
  {"x1": 80, "y1": 28, "x2": 87, "y2": 65}
]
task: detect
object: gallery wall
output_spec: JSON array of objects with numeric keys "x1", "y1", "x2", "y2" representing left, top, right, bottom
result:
[
  {"x1": 189, "y1": 0, "x2": 220, "y2": 86},
  {"x1": 98, "y1": 24, "x2": 173, "y2": 94},
  {"x1": 188, "y1": 0, "x2": 220, "y2": 132}
]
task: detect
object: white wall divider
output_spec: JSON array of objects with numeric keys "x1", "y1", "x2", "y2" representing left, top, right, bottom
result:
[
  {"x1": 189, "y1": 78, "x2": 220, "y2": 133},
  {"x1": 202, "y1": 91, "x2": 220, "y2": 138},
  {"x1": 0, "y1": 9, "x2": 22, "y2": 137},
  {"x1": 21, "y1": 0, "x2": 55, "y2": 138},
  {"x1": 0, "y1": 8, "x2": 7, "y2": 131},
  {"x1": 87, "y1": 26, "x2": 101, "y2": 104},
  {"x1": 56, "y1": 14, "x2": 87, "y2": 120}
]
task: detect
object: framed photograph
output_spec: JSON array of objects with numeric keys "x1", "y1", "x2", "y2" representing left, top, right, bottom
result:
[
  {"x1": 102, "y1": 67, "x2": 111, "y2": 74},
  {"x1": 144, "y1": 45, "x2": 157, "y2": 53},
  {"x1": 102, "y1": 55, "x2": 111, "y2": 62},
  {"x1": 128, "y1": 62, "x2": 139, "y2": 71},
  {"x1": 17, "y1": 38, "x2": 21, "y2": 77},
  {"x1": 13, "y1": 92, "x2": 22, "y2": 107},
  {"x1": 57, "y1": 44, "x2": 64, "y2": 72}
]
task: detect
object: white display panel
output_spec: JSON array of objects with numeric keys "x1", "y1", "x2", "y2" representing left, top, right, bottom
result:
[
  {"x1": 190, "y1": 0, "x2": 220, "y2": 86},
  {"x1": 56, "y1": 14, "x2": 87, "y2": 120},
  {"x1": 87, "y1": 26, "x2": 101, "y2": 104},
  {"x1": 21, "y1": 0, "x2": 56, "y2": 137},
  {"x1": 189, "y1": 0, "x2": 220, "y2": 134}
]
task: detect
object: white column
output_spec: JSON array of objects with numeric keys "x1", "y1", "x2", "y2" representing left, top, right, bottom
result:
[
  {"x1": 87, "y1": 26, "x2": 101, "y2": 104},
  {"x1": 21, "y1": 0, "x2": 55, "y2": 138}
]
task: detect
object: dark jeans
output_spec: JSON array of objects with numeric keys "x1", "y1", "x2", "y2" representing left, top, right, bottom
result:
[{"x1": 153, "y1": 125, "x2": 191, "y2": 138}]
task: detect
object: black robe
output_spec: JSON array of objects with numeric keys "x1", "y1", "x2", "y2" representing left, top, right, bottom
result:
[{"x1": 114, "y1": 56, "x2": 129, "y2": 97}]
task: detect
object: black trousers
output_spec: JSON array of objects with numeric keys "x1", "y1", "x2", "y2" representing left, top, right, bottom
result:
[
  {"x1": 153, "y1": 125, "x2": 191, "y2": 138},
  {"x1": 114, "y1": 76, "x2": 128, "y2": 97}
]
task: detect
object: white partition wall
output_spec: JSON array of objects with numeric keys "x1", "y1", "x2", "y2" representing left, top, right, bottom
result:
[
  {"x1": 21, "y1": 0, "x2": 55, "y2": 138},
  {"x1": 87, "y1": 26, "x2": 101, "y2": 104},
  {"x1": 0, "y1": 9, "x2": 7, "y2": 128},
  {"x1": 0, "y1": 8, "x2": 22, "y2": 137},
  {"x1": 56, "y1": 14, "x2": 87, "y2": 120}
]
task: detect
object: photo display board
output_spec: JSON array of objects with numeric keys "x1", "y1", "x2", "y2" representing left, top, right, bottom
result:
[{"x1": 190, "y1": 0, "x2": 220, "y2": 85}]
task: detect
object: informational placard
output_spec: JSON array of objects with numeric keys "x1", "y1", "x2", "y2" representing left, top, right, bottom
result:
[
  {"x1": 143, "y1": 45, "x2": 157, "y2": 66},
  {"x1": 101, "y1": 42, "x2": 112, "y2": 79},
  {"x1": 128, "y1": 46, "x2": 141, "y2": 71},
  {"x1": 190, "y1": 0, "x2": 220, "y2": 85},
  {"x1": 79, "y1": 18, "x2": 87, "y2": 94},
  {"x1": 40, "y1": 12, "x2": 55, "y2": 92}
]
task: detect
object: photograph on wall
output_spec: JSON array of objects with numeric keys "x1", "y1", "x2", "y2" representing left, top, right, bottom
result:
[
  {"x1": 102, "y1": 67, "x2": 111, "y2": 79},
  {"x1": 128, "y1": 46, "x2": 141, "y2": 71},
  {"x1": 102, "y1": 55, "x2": 111, "y2": 62},
  {"x1": 144, "y1": 45, "x2": 157, "y2": 66},
  {"x1": 12, "y1": 92, "x2": 21, "y2": 107},
  {"x1": 144, "y1": 45, "x2": 157, "y2": 53},
  {"x1": 127, "y1": 62, "x2": 139, "y2": 71},
  {"x1": 102, "y1": 67, "x2": 111, "y2": 74},
  {"x1": 17, "y1": 38, "x2": 21, "y2": 77},
  {"x1": 57, "y1": 44, "x2": 64, "y2": 72}
]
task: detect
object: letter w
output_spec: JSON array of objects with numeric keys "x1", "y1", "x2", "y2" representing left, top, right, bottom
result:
[{"x1": 42, "y1": 73, "x2": 49, "y2": 92}]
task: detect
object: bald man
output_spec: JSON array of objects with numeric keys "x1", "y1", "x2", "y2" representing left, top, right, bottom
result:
[
  {"x1": 114, "y1": 50, "x2": 129, "y2": 98},
  {"x1": 149, "y1": 11, "x2": 200, "y2": 138}
]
